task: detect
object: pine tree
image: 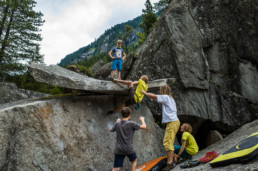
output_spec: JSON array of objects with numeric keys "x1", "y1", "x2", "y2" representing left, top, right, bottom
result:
[
  {"x1": 0, "y1": 0, "x2": 44, "y2": 80},
  {"x1": 154, "y1": 0, "x2": 171, "y2": 12},
  {"x1": 138, "y1": 0, "x2": 157, "y2": 45},
  {"x1": 117, "y1": 25, "x2": 133, "y2": 53}
]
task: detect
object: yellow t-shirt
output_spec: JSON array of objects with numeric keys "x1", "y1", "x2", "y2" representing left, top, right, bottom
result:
[
  {"x1": 134, "y1": 79, "x2": 148, "y2": 103},
  {"x1": 182, "y1": 132, "x2": 199, "y2": 155}
]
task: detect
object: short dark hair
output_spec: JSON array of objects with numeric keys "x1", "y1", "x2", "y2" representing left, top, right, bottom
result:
[{"x1": 121, "y1": 107, "x2": 131, "y2": 118}]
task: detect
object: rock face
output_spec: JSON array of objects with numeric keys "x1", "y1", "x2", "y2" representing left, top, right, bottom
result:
[
  {"x1": 114, "y1": 0, "x2": 258, "y2": 146},
  {"x1": 173, "y1": 119, "x2": 258, "y2": 171},
  {"x1": 90, "y1": 59, "x2": 105, "y2": 74},
  {"x1": 0, "y1": 82, "x2": 47, "y2": 105},
  {"x1": 0, "y1": 95, "x2": 165, "y2": 171},
  {"x1": 28, "y1": 63, "x2": 175, "y2": 94}
]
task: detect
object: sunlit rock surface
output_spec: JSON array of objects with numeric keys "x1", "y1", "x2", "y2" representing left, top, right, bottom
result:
[{"x1": 0, "y1": 95, "x2": 165, "y2": 170}]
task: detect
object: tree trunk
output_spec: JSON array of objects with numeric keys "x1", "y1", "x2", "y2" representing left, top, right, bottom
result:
[
  {"x1": 0, "y1": 0, "x2": 10, "y2": 40},
  {"x1": 0, "y1": 6, "x2": 14, "y2": 64}
]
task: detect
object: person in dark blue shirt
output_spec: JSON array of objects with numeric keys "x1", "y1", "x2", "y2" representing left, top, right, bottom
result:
[{"x1": 108, "y1": 40, "x2": 126, "y2": 80}]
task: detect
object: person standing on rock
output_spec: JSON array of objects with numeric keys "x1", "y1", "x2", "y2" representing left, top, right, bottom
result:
[
  {"x1": 110, "y1": 107, "x2": 147, "y2": 171},
  {"x1": 108, "y1": 40, "x2": 126, "y2": 80},
  {"x1": 141, "y1": 84, "x2": 180, "y2": 171}
]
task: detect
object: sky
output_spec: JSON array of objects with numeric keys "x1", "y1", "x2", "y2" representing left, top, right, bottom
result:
[{"x1": 35, "y1": 0, "x2": 160, "y2": 65}]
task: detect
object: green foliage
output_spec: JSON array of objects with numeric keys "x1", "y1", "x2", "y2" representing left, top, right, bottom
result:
[
  {"x1": 127, "y1": 41, "x2": 138, "y2": 53},
  {"x1": 0, "y1": 0, "x2": 44, "y2": 80},
  {"x1": 138, "y1": 0, "x2": 157, "y2": 44},
  {"x1": 59, "y1": 17, "x2": 142, "y2": 67},
  {"x1": 66, "y1": 64, "x2": 94, "y2": 77},
  {"x1": 117, "y1": 25, "x2": 134, "y2": 54},
  {"x1": 137, "y1": 32, "x2": 147, "y2": 45},
  {"x1": 154, "y1": 0, "x2": 171, "y2": 12},
  {"x1": 78, "y1": 52, "x2": 112, "y2": 68},
  {"x1": 6, "y1": 73, "x2": 64, "y2": 95}
]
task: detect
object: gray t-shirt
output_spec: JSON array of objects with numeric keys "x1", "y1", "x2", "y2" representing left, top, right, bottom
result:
[
  {"x1": 111, "y1": 120, "x2": 140, "y2": 154},
  {"x1": 157, "y1": 95, "x2": 179, "y2": 123}
]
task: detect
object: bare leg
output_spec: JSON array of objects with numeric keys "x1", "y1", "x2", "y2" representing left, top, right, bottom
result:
[
  {"x1": 112, "y1": 168, "x2": 120, "y2": 171},
  {"x1": 111, "y1": 70, "x2": 116, "y2": 78},
  {"x1": 130, "y1": 159, "x2": 137, "y2": 171},
  {"x1": 167, "y1": 150, "x2": 174, "y2": 164},
  {"x1": 113, "y1": 79, "x2": 133, "y2": 87},
  {"x1": 173, "y1": 154, "x2": 177, "y2": 162},
  {"x1": 117, "y1": 71, "x2": 121, "y2": 80}
]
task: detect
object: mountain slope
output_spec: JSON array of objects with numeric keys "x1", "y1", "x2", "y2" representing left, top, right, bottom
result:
[{"x1": 58, "y1": 16, "x2": 142, "y2": 67}]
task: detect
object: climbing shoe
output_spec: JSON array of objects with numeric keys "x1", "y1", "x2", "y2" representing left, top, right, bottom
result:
[
  {"x1": 180, "y1": 160, "x2": 200, "y2": 169},
  {"x1": 175, "y1": 157, "x2": 184, "y2": 164},
  {"x1": 175, "y1": 155, "x2": 192, "y2": 164},
  {"x1": 108, "y1": 76, "x2": 114, "y2": 81},
  {"x1": 200, "y1": 151, "x2": 218, "y2": 163},
  {"x1": 161, "y1": 163, "x2": 176, "y2": 171},
  {"x1": 135, "y1": 103, "x2": 141, "y2": 110}
]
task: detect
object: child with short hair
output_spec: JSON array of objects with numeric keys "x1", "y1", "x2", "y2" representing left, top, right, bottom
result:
[
  {"x1": 110, "y1": 107, "x2": 147, "y2": 171},
  {"x1": 108, "y1": 40, "x2": 126, "y2": 80},
  {"x1": 107, "y1": 75, "x2": 148, "y2": 114},
  {"x1": 174, "y1": 123, "x2": 199, "y2": 162}
]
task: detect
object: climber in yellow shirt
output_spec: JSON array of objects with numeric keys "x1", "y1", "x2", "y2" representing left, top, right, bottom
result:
[
  {"x1": 174, "y1": 123, "x2": 199, "y2": 161},
  {"x1": 107, "y1": 75, "x2": 148, "y2": 115}
]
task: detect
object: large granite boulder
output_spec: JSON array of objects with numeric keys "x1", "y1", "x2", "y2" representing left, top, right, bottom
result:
[
  {"x1": 0, "y1": 95, "x2": 165, "y2": 171},
  {"x1": 28, "y1": 63, "x2": 175, "y2": 94},
  {"x1": 90, "y1": 59, "x2": 105, "y2": 74},
  {"x1": 0, "y1": 82, "x2": 47, "y2": 105},
  {"x1": 119, "y1": 0, "x2": 258, "y2": 146}
]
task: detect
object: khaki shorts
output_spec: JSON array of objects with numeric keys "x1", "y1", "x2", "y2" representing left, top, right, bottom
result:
[{"x1": 163, "y1": 120, "x2": 180, "y2": 151}]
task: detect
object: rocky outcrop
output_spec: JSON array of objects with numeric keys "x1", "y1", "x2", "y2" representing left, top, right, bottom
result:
[
  {"x1": 90, "y1": 59, "x2": 105, "y2": 74},
  {"x1": 0, "y1": 82, "x2": 47, "y2": 105},
  {"x1": 0, "y1": 95, "x2": 165, "y2": 171},
  {"x1": 117, "y1": 0, "x2": 258, "y2": 146},
  {"x1": 173, "y1": 119, "x2": 258, "y2": 171},
  {"x1": 28, "y1": 63, "x2": 175, "y2": 94}
]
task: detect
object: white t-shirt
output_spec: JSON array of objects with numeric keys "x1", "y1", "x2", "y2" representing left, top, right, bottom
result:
[{"x1": 157, "y1": 95, "x2": 179, "y2": 123}]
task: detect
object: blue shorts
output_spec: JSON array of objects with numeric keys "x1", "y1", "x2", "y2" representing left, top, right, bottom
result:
[
  {"x1": 113, "y1": 152, "x2": 137, "y2": 168},
  {"x1": 111, "y1": 59, "x2": 122, "y2": 71}
]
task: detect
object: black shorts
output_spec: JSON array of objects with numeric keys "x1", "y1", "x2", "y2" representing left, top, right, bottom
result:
[
  {"x1": 113, "y1": 152, "x2": 137, "y2": 168},
  {"x1": 125, "y1": 87, "x2": 136, "y2": 106}
]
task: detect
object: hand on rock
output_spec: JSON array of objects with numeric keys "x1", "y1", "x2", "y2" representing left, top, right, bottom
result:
[{"x1": 139, "y1": 116, "x2": 145, "y2": 121}]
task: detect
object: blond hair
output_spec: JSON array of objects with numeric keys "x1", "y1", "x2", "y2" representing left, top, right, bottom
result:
[
  {"x1": 183, "y1": 123, "x2": 193, "y2": 133},
  {"x1": 141, "y1": 75, "x2": 149, "y2": 84},
  {"x1": 160, "y1": 84, "x2": 172, "y2": 97}
]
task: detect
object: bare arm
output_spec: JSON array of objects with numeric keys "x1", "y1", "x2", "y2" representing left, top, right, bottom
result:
[
  {"x1": 141, "y1": 90, "x2": 157, "y2": 101},
  {"x1": 138, "y1": 116, "x2": 147, "y2": 130},
  {"x1": 132, "y1": 81, "x2": 139, "y2": 85},
  {"x1": 122, "y1": 52, "x2": 126, "y2": 60},
  {"x1": 108, "y1": 50, "x2": 115, "y2": 59},
  {"x1": 175, "y1": 140, "x2": 186, "y2": 161},
  {"x1": 109, "y1": 118, "x2": 121, "y2": 132}
]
